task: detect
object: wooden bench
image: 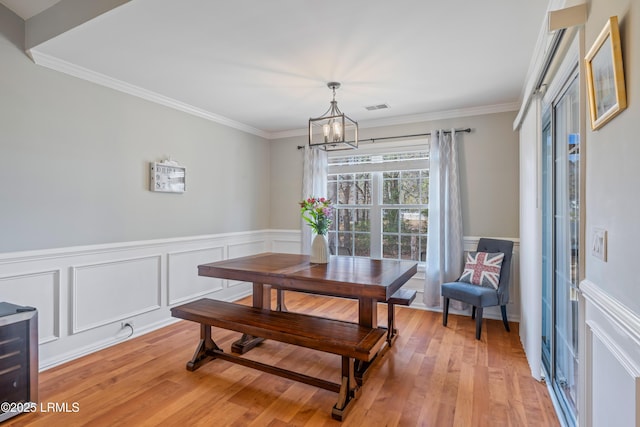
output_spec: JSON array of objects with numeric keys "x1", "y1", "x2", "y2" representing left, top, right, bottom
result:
[
  {"x1": 386, "y1": 288, "x2": 417, "y2": 345},
  {"x1": 171, "y1": 298, "x2": 387, "y2": 421},
  {"x1": 271, "y1": 287, "x2": 417, "y2": 347}
]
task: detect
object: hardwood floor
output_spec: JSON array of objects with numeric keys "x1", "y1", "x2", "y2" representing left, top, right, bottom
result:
[{"x1": 6, "y1": 293, "x2": 559, "y2": 426}]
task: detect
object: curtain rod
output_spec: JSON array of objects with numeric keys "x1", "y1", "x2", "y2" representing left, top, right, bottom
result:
[{"x1": 297, "y1": 127, "x2": 471, "y2": 149}]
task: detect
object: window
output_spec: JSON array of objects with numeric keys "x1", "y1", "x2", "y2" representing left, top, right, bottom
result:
[{"x1": 326, "y1": 146, "x2": 429, "y2": 261}]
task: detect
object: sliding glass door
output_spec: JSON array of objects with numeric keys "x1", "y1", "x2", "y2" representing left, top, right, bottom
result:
[{"x1": 542, "y1": 70, "x2": 580, "y2": 426}]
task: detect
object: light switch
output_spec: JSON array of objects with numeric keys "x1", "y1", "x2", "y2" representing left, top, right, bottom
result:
[{"x1": 591, "y1": 228, "x2": 607, "y2": 261}]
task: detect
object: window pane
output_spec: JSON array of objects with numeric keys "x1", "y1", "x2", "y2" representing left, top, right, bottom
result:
[
  {"x1": 420, "y1": 209, "x2": 428, "y2": 233},
  {"x1": 401, "y1": 209, "x2": 421, "y2": 233},
  {"x1": 354, "y1": 233, "x2": 371, "y2": 257},
  {"x1": 337, "y1": 232, "x2": 353, "y2": 255},
  {"x1": 383, "y1": 178, "x2": 400, "y2": 204},
  {"x1": 337, "y1": 209, "x2": 352, "y2": 231},
  {"x1": 327, "y1": 177, "x2": 337, "y2": 204},
  {"x1": 420, "y1": 236, "x2": 427, "y2": 261},
  {"x1": 401, "y1": 235, "x2": 421, "y2": 260},
  {"x1": 382, "y1": 209, "x2": 399, "y2": 233},
  {"x1": 400, "y1": 178, "x2": 419, "y2": 204},
  {"x1": 355, "y1": 174, "x2": 372, "y2": 205},
  {"x1": 328, "y1": 231, "x2": 337, "y2": 254},
  {"x1": 338, "y1": 174, "x2": 354, "y2": 204},
  {"x1": 354, "y1": 209, "x2": 370, "y2": 231},
  {"x1": 420, "y1": 171, "x2": 429, "y2": 204},
  {"x1": 383, "y1": 235, "x2": 399, "y2": 259},
  {"x1": 329, "y1": 211, "x2": 337, "y2": 231}
]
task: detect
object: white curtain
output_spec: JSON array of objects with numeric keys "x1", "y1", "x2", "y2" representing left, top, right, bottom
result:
[
  {"x1": 423, "y1": 129, "x2": 464, "y2": 308},
  {"x1": 301, "y1": 146, "x2": 328, "y2": 254}
]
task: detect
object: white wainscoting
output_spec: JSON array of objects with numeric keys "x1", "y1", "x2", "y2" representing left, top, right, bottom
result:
[
  {"x1": 0, "y1": 230, "x2": 519, "y2": 371},
  {"x1": 0, "y1": 269, "x2": 60, "y2": 344},
  {"x1": 72, "y1": 255, "x2": 162, "y2": 334},
  {"x1": 0, "y1": 230, "x2": 284, "y2": 370},
  {"x1": 580, "y1": 280, "x2": 640, "y2": 427}
]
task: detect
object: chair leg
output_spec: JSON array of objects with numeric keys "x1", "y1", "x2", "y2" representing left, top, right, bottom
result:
[
  {"x1": 475, "y1": 307, "x2": 483, "y2": 340},
  {"x1": 501, "y1": 305, "x2": 510, "y2": 332},
  {"x1": 443, "y1": 297, "x2": 450, "y2": 326},
  {"x1": 471, "y1": 306, "x2": 476, "y2": 320}
]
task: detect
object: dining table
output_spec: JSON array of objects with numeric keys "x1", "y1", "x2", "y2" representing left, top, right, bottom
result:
[{"x1": 198, "y1": 252, "x2": 418, "y2": 379}]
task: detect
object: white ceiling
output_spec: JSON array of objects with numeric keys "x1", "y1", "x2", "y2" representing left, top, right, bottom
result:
[{"x1": 2, "y1": 0, "x2": 550, "y2": 138}]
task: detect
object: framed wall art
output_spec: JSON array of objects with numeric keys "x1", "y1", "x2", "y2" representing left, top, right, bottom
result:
[
  {"x1": 150, "y1": 160, "x2": 186, "y2": 193},
  {"x1": 585, "y1": 16, "x2": 627, "y2": 130}
]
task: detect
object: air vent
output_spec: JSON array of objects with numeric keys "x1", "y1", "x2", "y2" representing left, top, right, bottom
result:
[{"x1": 365, "y1": 103, "x2": 390, "y2": 111}]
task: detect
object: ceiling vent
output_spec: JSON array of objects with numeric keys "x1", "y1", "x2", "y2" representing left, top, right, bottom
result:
[{"x1": 365, "y1": 103, "x2": 390, "y2": 111}]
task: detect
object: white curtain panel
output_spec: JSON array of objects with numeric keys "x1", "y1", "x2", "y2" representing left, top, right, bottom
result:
[
  {"x1": 423, "y1": 129, "x2": 465, "y2": 308},
  {"x1": 301, "y1": 146, "x2": 328, "y2": 254}
]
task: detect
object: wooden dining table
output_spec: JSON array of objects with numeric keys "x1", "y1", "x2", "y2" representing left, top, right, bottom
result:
[{"x1": 197, "y1": 252, "x2": 418, "y2": 361}]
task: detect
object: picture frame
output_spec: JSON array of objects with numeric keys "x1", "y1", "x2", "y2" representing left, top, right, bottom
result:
[
  {"x1": 585, "y1": 16, "x2": 627, "y2": 130},
  {"x1": 150, "y1": 161, "x2": 186, "y2": 193}
]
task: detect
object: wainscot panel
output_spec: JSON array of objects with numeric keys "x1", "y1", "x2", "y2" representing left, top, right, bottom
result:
[
  {"x1": 167, "y1": 246, "x2": 225, "y2": 305},
  {"x1": 72, "y1": 255, "x2": 162, "y2": 333},
  {"x1": 0, "y1": 230, "x2": 274, "y2": 369},
  {"x1": 0, "y1": 269, "x2": 60, "y2": 344},
  {"x1": 581, "y1": 279, "x2": 640, "y2": 427}
]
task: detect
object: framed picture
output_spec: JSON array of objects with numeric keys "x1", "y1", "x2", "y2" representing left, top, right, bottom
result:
[
  {"x1": 150, "y1": 161, "x2": 186, "y2": 193},
  {"x1": 585, "y1": 16, "x2": 627, "y2": 130}
]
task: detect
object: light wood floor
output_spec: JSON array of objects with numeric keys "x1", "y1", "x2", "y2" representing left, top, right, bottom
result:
[{"x1": 6, "y1": 293, "x2": 559, "y2": 426}]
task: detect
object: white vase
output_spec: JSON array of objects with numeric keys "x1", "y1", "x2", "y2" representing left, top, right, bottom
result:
[{"x1": 310, "y1": 234, "x2": 330, "y2": 264}]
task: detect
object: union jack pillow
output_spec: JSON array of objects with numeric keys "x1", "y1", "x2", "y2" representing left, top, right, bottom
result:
[{"x1": 459, "y1": 251, "x2": 505, "y2": 289}]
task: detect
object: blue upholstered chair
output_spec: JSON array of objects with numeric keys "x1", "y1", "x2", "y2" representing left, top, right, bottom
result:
[{"x1": 441, "y1": 238, "x2": 514, "y2": 340}]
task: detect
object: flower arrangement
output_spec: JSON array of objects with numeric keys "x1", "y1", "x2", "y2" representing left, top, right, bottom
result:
[{"x1": 299, "y1": 197, "x2": 333, "y2": 236}]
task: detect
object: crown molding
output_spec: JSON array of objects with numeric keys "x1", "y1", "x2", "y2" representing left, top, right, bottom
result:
[
  {"x1": 267, "y1": 102, "x2": 520, "y2": 140},
  {"x1": 27, "y1": 50, "x2": 271, "y2": 139},
  {"x1": 27, "y1": 50, "x2": 519, "y2": 141}
]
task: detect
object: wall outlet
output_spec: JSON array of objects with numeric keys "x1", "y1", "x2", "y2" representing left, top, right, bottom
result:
[
  {"x1": 592, "y1": 228, "x2": 607, "y2": 261},
  {"x1": 121, "y1": 320, "x2": 134, "y2": 329}
]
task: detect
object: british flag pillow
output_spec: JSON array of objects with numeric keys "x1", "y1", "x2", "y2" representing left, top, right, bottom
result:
[{"x1": 459, "y1": 251, "x2": 505, "y2": 289}]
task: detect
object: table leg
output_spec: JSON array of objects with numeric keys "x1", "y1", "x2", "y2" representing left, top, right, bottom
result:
[
  {"x1": 231, "y1": 282, "x2": 269, "y2": 354},
  {"x1": 358, "y1": 297, "x2": 377, "y2": 328},
  {"x1": 354, "y1": 297, "x2": 388, "y2": 385},
  {"x1": 276, "y1": 289, "x2": 288, "y2": 312}
]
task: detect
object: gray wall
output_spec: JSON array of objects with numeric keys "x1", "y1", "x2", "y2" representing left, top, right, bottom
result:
[
  {"x1": 585, "y1": 0, "x2": 640, "y2": 313},
  {"x1": 269, "y1": 111, "x2": 520, "y2": 238},
  {"x1": 0, "y1": 5, "x2": 270, "y2": 253}
]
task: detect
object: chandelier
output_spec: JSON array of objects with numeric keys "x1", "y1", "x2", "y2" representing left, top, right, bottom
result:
[{"x1": 308, "y1": 82, "x2": 358, "y2": 151}]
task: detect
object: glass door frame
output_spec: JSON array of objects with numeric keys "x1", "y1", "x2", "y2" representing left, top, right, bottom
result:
[{"x1": 541, "y1": 62, "x2": 582, "y2": 427}]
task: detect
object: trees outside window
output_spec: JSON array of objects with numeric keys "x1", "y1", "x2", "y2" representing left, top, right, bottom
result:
[{"x1": 327, "y1": 150, "x2": 428, "y2": 262}]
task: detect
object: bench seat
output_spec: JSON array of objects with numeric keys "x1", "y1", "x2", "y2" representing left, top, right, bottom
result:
[
  {"x1": 171, "y1": 298, "x2": 388, "y2": 421},
  {"x1": 172, "y1": 298, "x2": 386, "y2": 361},
  {"x1": 385, "y1": 288, "x2": 417, "y2": 345}
]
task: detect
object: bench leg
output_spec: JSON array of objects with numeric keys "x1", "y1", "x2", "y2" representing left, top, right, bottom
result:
[
  {"x1": 231, "y1": 334, "x2": 265, "y2": 354},
  {"x1": 187, "y1": 324, "x2": 221, "y2": 371},
  {"x1": 331, "y1": 356, "x2": 359, "y2": 421},
  {"x1": 387, "y1": 303, "x2": 398, "y2": 346},
  {"x1": 276, "y1": 289, "x2": 288, "y2": 312}
]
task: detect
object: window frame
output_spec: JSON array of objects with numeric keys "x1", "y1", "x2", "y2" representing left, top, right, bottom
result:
[{"x1": 327, "y1": 139, "x2": 429, "y2": 262}]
